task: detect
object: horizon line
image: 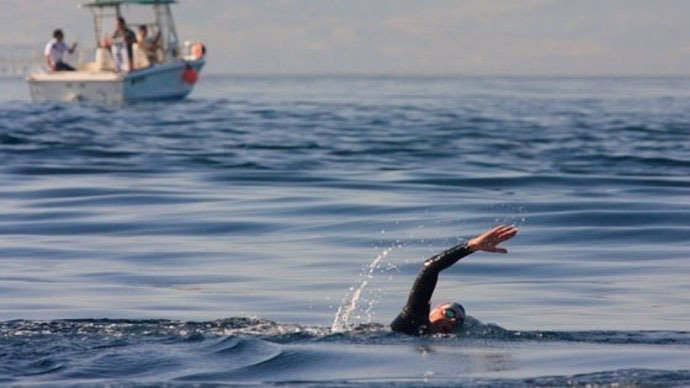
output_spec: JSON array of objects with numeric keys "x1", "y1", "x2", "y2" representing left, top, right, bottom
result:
[
  {"x1": 3, "y1": 71, "x2": 690, "y2": 79},
  {"x1": 199, "y1": 71, "x2": 690, "y2": 79}
]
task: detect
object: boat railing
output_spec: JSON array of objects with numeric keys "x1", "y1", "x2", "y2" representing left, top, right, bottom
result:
[
  {"x1": 28, "y1": 39, "x2": 204, "y2": 75},
  {"x1": 62, "y1": 44, "x2": 178, "y2": 73}
]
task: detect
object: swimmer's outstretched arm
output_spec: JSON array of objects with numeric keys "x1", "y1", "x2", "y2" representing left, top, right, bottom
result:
[
  {"x1": 391, "y1": 225, "x2": 518, "y2": 334},
  {"x1": 408, "y1": 225, "x2": 517, "y2": 312}
]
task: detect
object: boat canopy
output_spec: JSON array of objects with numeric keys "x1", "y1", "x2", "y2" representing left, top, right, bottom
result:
[
  {"x1": 80, "y1": 0, "x2": 181, "y2": 64},
  {"x1": 81, "y1": 0, "x2": 176, "y2": 7}
]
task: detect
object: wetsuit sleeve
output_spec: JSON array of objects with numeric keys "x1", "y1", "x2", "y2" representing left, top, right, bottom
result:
[{"x1": 390, "y1": 243, "x2": 473, "y2": 335}]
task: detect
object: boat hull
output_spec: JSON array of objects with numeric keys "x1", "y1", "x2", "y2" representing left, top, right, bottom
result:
[{"x1": 27, "y1": 60, "x2": 205, "y2": 104}]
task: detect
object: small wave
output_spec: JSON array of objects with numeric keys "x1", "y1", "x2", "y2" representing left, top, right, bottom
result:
[
  {"x1": 284, "y1": 369, "x2": 690, "y2": 387},
  {"x1": 1, "y1": 318, "x2": 689, "y2": 386},
  {"x1": 0, "y1": 318, "x2": 329, "y2": 341},
  {"x1": 1, "y1": 318, "x2": 688, "y2": 346},
  {"x1": 459, "y1": 317, "x2": 690, "y2": 345},
  {"x1": 487, "y1": 369, "x2": 690, "y2": 388}
]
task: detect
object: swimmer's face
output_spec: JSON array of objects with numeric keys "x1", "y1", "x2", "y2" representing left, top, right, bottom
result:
[{"x1": 429, "y1": 303, "x2": 465, "y2": 334}]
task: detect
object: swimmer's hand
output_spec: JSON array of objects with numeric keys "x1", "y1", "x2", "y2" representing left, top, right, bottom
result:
[{"x1": 467, "y1": 225, "x2": 518, "y2": 254}]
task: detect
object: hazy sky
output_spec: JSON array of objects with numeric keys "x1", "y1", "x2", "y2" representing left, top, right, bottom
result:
[{"x1": 3, "y1": 0, "x2": 690, "y2": 75}]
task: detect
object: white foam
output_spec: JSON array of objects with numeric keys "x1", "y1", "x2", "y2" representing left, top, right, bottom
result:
[{"x1": 331, "y1": 247, "x2": 392, "y2": 332}]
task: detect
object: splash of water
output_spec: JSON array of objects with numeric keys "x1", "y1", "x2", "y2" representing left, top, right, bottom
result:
[
  {"x1": 331, "y1": 247, "x2": 392, "y2": 332},
  {"x1": 492, "y1": 204, "x2": 527, "y2": 228}
]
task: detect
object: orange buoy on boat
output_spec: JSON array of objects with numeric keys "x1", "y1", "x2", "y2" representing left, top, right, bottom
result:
[{"x1": 182, "y1": 65, "x2": 198, "y2": 84}]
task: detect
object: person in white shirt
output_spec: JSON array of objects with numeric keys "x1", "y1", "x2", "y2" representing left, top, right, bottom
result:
[
  {"x1": 44, "y1": 29, "x2": 77, "y2": 71},
  {"x1": 112, "y1": 17, "x2": 136, "y2": 72}
]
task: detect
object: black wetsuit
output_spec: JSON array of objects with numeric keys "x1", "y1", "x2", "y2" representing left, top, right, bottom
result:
[{"x1": 390, "y1": 243, "x2": 473, "y2": 335}]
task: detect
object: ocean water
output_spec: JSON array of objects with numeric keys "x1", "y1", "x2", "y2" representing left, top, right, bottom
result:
[{"x1": 0, "y1": 75, "x2": 689, "y2": 386}]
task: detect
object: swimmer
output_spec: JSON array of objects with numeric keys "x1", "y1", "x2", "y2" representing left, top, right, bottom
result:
[{"x1": 391, "y1": 225, "x2": 518, "y2": 335}]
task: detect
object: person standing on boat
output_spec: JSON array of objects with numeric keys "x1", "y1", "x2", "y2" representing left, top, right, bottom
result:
[
  {"x1": 136, "y1": 25, "x2": 162, "y2": 66},
  {"x1": 44, "y1": 29, "x2": 77, "y2": 72},
  {"x1": 112, "y1": 17, "x2": 136, "y2": 71},
  {"x1": 391, "y1": 225, "x2": 518, "y2": 335}
]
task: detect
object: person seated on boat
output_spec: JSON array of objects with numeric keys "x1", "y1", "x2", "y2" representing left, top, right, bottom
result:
[
  {"x1": 391, "y1": 225, "x2": 518, "y2": 336},
  {"x1": 112, "y1": 17, "x2": 136, "y2": 71},
  {"x1": 44, "y1": 29, "x2": 77, "y2": 72},
  {"x1": 135, "y1": 25, "x2": 162, "y2": 66}
]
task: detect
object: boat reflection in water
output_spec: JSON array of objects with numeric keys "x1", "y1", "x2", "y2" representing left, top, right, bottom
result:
[{"x1": 27, "y1": 0, "x2": 206, "y2": 104}]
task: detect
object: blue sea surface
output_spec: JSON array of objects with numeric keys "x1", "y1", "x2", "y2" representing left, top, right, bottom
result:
[{"x1": 0, "y1": 75, "x2": 689, "y2": 386}]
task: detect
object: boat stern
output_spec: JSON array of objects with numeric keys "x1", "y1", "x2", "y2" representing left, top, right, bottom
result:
[{"x1": 27, "y1": 71, "x2": 125, "y2": 104}]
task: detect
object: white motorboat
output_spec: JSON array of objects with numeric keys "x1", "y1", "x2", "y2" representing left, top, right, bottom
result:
[{"x1": 27, "y1": 0, "x2": 206, "y2": 103}]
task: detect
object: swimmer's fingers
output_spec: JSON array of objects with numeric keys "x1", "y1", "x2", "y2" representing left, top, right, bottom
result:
[
  {"x1": 468, "y1": 224, "x2": 517, "y2": 253},
  {"x1": 486, "y1": 225, "x2": 517, "y2": 244},
  {"x1": 496, "y1": 226, "x2": 518, "y2": 241},
  {"x1": 482, "y1": 225, "x2": 510, "y2": 239}
]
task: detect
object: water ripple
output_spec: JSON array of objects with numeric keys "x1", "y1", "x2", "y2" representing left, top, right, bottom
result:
[{"x1": 1, "y1": 75, "x2": 689, "y2": 385}]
